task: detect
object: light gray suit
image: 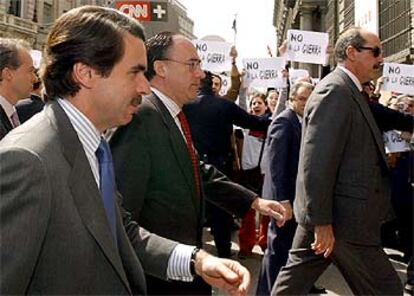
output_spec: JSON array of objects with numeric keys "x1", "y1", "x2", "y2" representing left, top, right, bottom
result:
[
  {"x1": 0, "y1": 101, "x2": 177, "y2": 295},
  {"x1": 273, "y1": 68, "x2": 403, "y2": 295}
]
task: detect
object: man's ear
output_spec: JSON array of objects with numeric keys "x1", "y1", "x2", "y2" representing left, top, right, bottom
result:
[
  {"x1": 153, "y1": 60, "x2": 167, "y2": 78},
  {"x1": 0, "y1": 67, "x2": 14, "y2": 82},
  {"x1": 72, "y1": 62, "x2": 97, "y2": 90},
  {"x1": 345, "y1": 45, "x2": 357, "y2": 62}
]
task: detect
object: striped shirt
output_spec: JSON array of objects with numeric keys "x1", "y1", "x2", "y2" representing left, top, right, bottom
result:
[{"x1": 58, "y1": 98, "x2": 195, "y2": 282}]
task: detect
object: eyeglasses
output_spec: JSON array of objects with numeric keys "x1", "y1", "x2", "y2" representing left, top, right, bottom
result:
[
  {"x1": 356, "y1": 46, "x2": 382, "y2": 57},
  {"x1": 160, "y1": 58, "x2": 202, "y2": 72}
]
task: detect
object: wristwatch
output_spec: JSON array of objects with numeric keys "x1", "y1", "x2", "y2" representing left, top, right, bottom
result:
[{"x1": 190, "y1": 247, "x2": 200, "y2": 276}]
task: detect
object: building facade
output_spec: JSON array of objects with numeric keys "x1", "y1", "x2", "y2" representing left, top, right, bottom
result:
[
  {"x1": 273, "y1": 0, "x2": 414, "y2": 75},
  {"x1": 0, "y1": 0, "x2": 194, "y2": 50}
]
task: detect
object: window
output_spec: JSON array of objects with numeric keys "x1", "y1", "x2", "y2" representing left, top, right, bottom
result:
[{"x1": 8, "y1": 0, "x2": 21, "y2": 17}]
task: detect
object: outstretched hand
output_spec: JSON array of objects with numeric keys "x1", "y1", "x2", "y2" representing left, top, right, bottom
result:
[{"x1": 251, "y1": 198, "x2": 286, "y2": 227}]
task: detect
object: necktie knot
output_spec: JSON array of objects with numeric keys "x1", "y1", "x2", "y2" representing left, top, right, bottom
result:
[{"x1": 96, "y1": 138, "x2": 112, "y2": 163}]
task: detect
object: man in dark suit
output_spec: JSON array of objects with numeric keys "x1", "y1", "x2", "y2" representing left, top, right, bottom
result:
[
  {"x1": 257, "y1": 81, "x2": 315, "y2": 295},
  {"x1": 273, "y1": 27, "x2": 403, "y2": 295},
  {"x1": 110, "y1": 31, "x2": 286, "y2": 295},
  {"x1": 0, "y1": 38, "x2": 36, "y2": 139},
  {"x1": 183, "y1": 71, "x2": 270, "y2": 259},
  {"x1": 0, "y1": 6, "x2": 252, "y2": 295}
]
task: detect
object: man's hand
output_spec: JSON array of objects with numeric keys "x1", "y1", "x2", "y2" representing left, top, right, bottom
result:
[
  {"x1": 280, "y1": 200, "x2": 293, "y2": 221},
  {"x1": 230, "y1": 46, "x2": 238, "y2": 59},
  {"x1": 312, "y1": 224, "x2": 335, "y2": 258},
  {"x1": 194, "y1": 250, "x2": 251, "y2": 296},
  {"x1": 278, "y1": 40, "x2": 288, "y2": 56},
  {"x1": 251, "y1": 198, "x2": 286, "y2": 227}
]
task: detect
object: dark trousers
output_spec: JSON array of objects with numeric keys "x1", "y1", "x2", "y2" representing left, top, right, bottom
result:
[
  {"x1": 273, "y1": 225, "x2": 403, "y2": 295},
  {"x1": 204, "y1": 155, "x2": 235, "y2": 258},
  {"x1": 146, "y1": 274, "x2": 211, "y2": 295},
  {"x1": 256, "y1": 219, "x2": 297, "y2": 296},
  {"x1": 207, "y1": 201, "x2": 234, "y2": 258}
]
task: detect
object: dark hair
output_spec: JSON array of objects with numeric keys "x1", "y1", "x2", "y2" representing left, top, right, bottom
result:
[
  {"x1": 145, "y1": 31, "x2": 176, "y2": 81},
  {"x1": 0, "y1": 38, "x2": 30, "y2": 82},
  {"x1": 211, "y1": 73, "x2": 222, "y2": 84},
  {"x1": 199, "y1": 71, "x2": 214, "y2": 95},
  {"x1": 335, "y1": 27, "x2": 366, "y2": 63},
  {"x1": 41, "y1": 5, "x2": 145, "y2": 98}
]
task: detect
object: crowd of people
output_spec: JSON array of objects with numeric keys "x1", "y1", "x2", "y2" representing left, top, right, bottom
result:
[{"x1": 0, "y1": 4, "x2": 413, "y2": 296}]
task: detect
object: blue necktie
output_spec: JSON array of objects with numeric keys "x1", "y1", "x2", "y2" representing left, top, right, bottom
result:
[{"x1": 96, "y1": 138, "x2": 117, "y2": 243}]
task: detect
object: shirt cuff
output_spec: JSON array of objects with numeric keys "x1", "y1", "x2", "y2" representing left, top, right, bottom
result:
[{"x1": 166, "y1": 244, "x2": 195, "y2": 282}]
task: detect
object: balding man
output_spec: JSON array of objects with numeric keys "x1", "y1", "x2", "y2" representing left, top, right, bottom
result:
[
  {"x1": 0, "y1": 38, "x2": 36, "y2": 139},
  {"x1": 110, "y1": 31, "x2": 286, "y2": 295},
  {"x1": 273, "y1": 27, "x2": 403, "y2": 295}
]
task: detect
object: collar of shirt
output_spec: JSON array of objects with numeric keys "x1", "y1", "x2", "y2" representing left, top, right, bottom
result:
[
  {"x1": 337, "y1": 65, "x2": 363, "y2": 92},
  {"x1": 151, "y1": 87, "x2": 185, "y2": 138},
  {"x1": 0, "y1": 94, "x2": 17, "y2": 118},
  {"x1": 57, "y1": 98, "x2": 101, "y2": 186},
  {"x1": 151, "y1": 87, "x2": 181, "y2": 118}
]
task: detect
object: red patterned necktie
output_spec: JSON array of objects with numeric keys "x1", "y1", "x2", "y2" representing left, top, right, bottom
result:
[{"x1": 177, "y1": 111, "x2": 201, "y2": 197}]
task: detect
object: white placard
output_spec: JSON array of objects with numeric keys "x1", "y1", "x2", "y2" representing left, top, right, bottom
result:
[
  {"x1": 289, "y1": 69, "x2": 309, "y2": 86},
  {"x1": 218, "y1": 73, "x2": 231, "y2": 97},
  {"x1": 382, "y1": 63, "x2": 414, "y2": 95},
  {"x1": 286, "y1": 29, "x2": 329, "y2": 65},
  {"x1": 242, "y1": 57, "x2": 287, "y2": 88},
  {"x1": 383, "y1": 130, "x2": 411, "y2": 154},
  {"x1": 30, "y1": 50, "x2": 42, "y2": 69},
  {"x1": 355, "y1": 0, "x2": 379, "y2": 34},
  {"x1": 194, "y1": 40, "x2": 232, "y2": 73}
]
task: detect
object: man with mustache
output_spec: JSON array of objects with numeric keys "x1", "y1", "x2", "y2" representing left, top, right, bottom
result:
[
  {"x1": 110, "y1": 31, "x2": 287, "y2": 295},
  {"x1": 273, "y1": 27, "x2": 403, "y2": 295},
  {"x1": 0, "y1": 7, "x2": 252, "y2": 295}
]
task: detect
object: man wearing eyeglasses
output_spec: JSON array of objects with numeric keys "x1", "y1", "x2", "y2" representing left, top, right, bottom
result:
[
  {"x1": 273, "y1": 27, "x2": 403, "y2": 295},
  {"x1": 109, "y1": 31, "x2": 287, "y2": 295}
]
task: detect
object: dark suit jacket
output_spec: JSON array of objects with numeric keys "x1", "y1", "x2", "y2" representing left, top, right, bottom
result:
[
  {"x1": 0, "y1": 104, "x2": 13, "y2": 140},
  {"x1": 262, "y1": 108, "x2": 301, "y2": 203},
  {"x1": 183, "y1": 91, "x2": 269, "y2": 172},
  {"x1": 294, "y1": 68, "x2": 392, "y2": 246},
  {"x1": 110, "y1": 93, "x2": 256, "y2": 247},
  {"x1": 0, "y1": 101, "x2": 177, "y2": 295},
  {"x1": 16, "y1": 94, "x2": 45, "y2": 123}
]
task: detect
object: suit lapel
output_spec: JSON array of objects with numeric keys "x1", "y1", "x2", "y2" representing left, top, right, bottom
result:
[
  {"x1": 0, "y1": 104, "x2": 13, "y2": 132},
  {"x1": 335, "y1": 69, "x2": 388, "y2": 165},
  {"x1": 147, "y1": 94, "x2": 199, "y2": 205},
  {"x1": 45, "y1": 102, "x2": 132, "y2": 294}
]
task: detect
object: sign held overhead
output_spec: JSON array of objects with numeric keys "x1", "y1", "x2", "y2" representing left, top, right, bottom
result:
[{"x1": 286, "y1": 29, "x2": 329, "y2": 65}]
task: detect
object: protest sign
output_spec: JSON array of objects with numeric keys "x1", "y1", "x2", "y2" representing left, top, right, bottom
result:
[
  {"x1": 382, "y1": 63, "x2": 414, "y2": 95},
  {"x1": 30, "y1": 50, "x2": 42, "y2": 69},
  {"x1": 383, "y1": 130, "x2": 411, "y2": 153},
  {"x1": 242, "y1": 57, "x2": 286, "y2": 88},
  {"x1": 286, "y1": 29, "x2": 329, "y2": 65},
  {"x1": 194, "y1": 40, "x2": 232, "y2": 72}
]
